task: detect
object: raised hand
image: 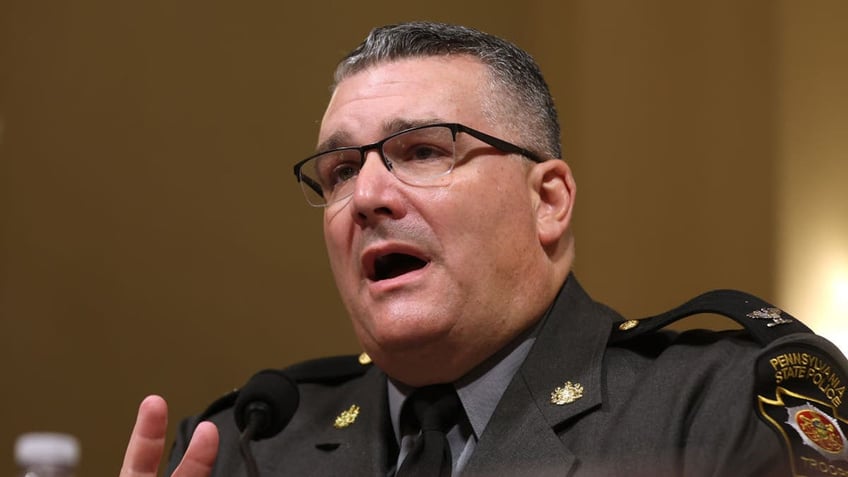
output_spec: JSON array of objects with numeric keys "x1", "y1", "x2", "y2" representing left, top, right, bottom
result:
[{"x1": 120, "y1": 395, "x2": 219, "y2": 477}]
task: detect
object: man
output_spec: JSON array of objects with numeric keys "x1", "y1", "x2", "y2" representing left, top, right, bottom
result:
[{"x1": 121, "y1": 22, "x2": 848, "y2": 477}]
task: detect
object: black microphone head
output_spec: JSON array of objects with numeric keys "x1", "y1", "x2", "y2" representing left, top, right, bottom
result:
[{"x1": 234, "y1": 369, "x2": 300, "y2": 440}]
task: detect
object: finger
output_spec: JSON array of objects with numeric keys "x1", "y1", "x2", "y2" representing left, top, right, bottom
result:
[
  {"x1": 171, "y1": 421, "x2": 219, "y2": 477},
  {"x1": 120, "y1": 395, "x2": 169, "y2": 477}
]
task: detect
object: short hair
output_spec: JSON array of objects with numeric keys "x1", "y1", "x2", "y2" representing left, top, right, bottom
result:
[{"x1": 333, "y1": 21, "x2": 562, "y2": 159}]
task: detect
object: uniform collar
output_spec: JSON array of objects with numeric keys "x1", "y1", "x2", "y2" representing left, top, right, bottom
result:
[
  {"x1": 462, "y1": 274, "x2": 619, "y2": 476},
  {"x1": 386, "y1": 322, "x2": 538, "y2": 443}
]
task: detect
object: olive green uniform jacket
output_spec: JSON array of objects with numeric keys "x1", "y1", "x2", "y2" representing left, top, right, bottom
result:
[{"x1": 168, "y1": 276, "x2": 848, "y2": 476}]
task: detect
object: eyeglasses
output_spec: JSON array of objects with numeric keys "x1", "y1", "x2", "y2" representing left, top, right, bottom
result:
[{"x1": 293, "y1": 123, "x2": 544, "y2": 207}]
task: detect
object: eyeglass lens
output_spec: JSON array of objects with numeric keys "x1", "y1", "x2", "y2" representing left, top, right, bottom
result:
[{"x1": 299, "y1": 125, "x2": 457, "y2": 206}]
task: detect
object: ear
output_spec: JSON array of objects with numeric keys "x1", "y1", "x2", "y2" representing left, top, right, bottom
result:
[{"x1": 529, "y1": 159, "x2": 576, "y2": 247}]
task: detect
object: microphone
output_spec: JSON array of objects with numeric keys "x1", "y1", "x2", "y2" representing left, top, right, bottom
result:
[{"x1": 233, "y1": 369, "x2": 300, "y2": 477}]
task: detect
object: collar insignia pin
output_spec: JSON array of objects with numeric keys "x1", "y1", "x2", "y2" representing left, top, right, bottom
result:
[
  {"x1": 618, "y1": 320, "x2": 639, "y2": 331},
  {"x1": 333, "y1": 404, "x2": 361, "y2": 429},
  {"x1": 746, "y1": 307, "x2": 793, "y2": 327},
  {"x1": 551, "y1": 381, "x2": 584, "y2": 405}
]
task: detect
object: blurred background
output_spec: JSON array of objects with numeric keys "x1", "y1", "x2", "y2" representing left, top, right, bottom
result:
[{"x1": 1, "y1": 0, "x2": 846, "y2": 474}]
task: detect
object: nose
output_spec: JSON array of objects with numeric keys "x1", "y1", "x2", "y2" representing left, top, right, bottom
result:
[{"x1": 349, "y1": 150, "x2": 405, "y2": 224}]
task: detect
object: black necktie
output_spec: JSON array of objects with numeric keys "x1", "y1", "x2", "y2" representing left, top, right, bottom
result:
[{"x1": 396, "y1": 384, "x2": 462, "y2": 477}]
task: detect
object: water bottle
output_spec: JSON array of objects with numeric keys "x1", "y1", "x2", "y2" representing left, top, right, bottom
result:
[{"x1": 14, "y1": 432, "x2": 80, "y2": 477}]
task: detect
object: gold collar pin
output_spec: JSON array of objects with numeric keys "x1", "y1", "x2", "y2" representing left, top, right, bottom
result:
[
  {"x1": 551, "y1": 381, "x2": 585, "y2": 405},
  {"x1": 333, "y1": 404, "x2": 361, "y2": 429}
]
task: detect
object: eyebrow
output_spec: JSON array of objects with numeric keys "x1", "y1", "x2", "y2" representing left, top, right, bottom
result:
[
  {"x1": 314, "y1": 117, "x2": 447, "y2": 154},
  {"x1": 315, "y1": 131, "x2": 352, "y2": 154}
]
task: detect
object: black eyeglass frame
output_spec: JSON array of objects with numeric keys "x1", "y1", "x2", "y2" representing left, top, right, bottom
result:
[{"x1": 293, "y1": 122, "x2": 546, "y2": 204}]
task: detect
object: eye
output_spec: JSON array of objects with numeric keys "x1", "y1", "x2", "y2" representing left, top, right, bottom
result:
[
  {"x1": 406, "y1": 143, "x2": 451, "y2": 161},
  {"x1": 330, "y1": 163, "x2": 359, "y2": 184},
  {"x1": 314, "y1": 150, "x2": 361, "y2": 188},
  {"x1": 387, "y1": 128, "x2": 454, "y2": 164}
]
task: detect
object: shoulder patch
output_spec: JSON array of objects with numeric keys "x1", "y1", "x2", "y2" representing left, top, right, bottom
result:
[
  {"x1": 756, "y1": 339, "x2": 848, "y2": 476},
  {"x1": 609, "y1": 289, "x2": 813, "y2": 346}
]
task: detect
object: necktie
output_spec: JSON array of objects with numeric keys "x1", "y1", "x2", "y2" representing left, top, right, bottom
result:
[{"x1": 396, "y1": 384, "x2": 462, "y2": 477}]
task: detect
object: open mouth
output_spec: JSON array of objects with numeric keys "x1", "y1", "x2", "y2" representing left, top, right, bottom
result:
[{"x1": 372, "y1": 253, "x2": 428, "y2": 281}]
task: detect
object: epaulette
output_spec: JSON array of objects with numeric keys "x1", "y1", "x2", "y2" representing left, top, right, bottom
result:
[
  {"x1": 609, "y1": 289, "x2": 813, "y2": 346},
  {"x1": 195, "y1": 353, "x2": 372, "y2": 422},
  {"x1": 285, "y1": 352, "x2": 373, "y2": 384}
]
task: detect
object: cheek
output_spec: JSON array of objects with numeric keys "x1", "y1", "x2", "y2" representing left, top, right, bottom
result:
[
  {"x1": 435, "y1": 179, "x2": 536, "y2": 266},
  {"x1": 323, "y1": 213, "x2": 355, "y2": 279},
  {"x1": 451, "y1": 170, "x2": 534, "y2": 231}
]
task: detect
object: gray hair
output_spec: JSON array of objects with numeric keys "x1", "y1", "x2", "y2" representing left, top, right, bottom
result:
[{"x1": 333, "y1": 22, "x2": 562, "y2": 159}]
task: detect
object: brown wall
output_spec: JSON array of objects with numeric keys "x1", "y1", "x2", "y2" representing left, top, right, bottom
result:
[
  {"x1": 1, "y1": 1, "x2": 844, "y2": 475},
  {"x1": 775, "y1": 1, "x2": 848, "y2": 344}
]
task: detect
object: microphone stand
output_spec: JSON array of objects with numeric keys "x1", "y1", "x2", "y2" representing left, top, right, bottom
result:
[
  {"x1": 238, "y1": 404, "x2": 267, "y2": 477},
  {"x1": 233, "y1": 368, "x2": 300, "y2": 477}
]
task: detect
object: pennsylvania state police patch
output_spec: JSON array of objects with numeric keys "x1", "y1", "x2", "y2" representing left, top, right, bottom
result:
[{"x1": 757, "y1": 341, "x2": 848, "y2": 476}]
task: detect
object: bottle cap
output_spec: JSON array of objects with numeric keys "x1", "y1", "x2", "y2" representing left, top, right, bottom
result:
[{"x1": 14, "y1": 432, "x2": 80, "y2": 467}]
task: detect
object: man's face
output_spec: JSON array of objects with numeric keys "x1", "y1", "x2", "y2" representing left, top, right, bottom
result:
[{"x1": 318, "y1": 56, "x2": 549, "y2": 385}]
